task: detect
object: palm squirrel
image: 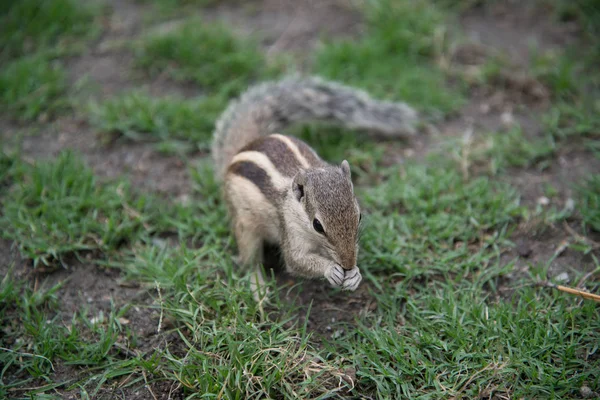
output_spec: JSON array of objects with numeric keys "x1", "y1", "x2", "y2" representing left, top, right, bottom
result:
[{"x1": 211, "y1": 76, "x2": 418, "y2": 292}]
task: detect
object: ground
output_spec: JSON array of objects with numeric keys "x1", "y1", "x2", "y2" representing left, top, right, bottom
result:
[{"x1": 1, "y1": 0, "x2": 599, "y2": 399}]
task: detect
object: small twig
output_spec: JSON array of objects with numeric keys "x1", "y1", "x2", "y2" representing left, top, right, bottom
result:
[
  {"x1": 537, "y1": 281, "x2": 600, "y2": 303},
  {"x1": 156, "y1": 281, "x2": 164, "y2": 334},
  {"x1": 460, "y1": 123, "x2": 474, "y2": 180},
  {"x1": 563, "y1": 222, "x2": 600, "y2": 249},
  {"x1": 142, "y1": 369, "x2": 158, "y2": 400},
  {"x1": 553, "y1": 239, "x2": 570, "y2": 258},
  {"x1": 168, "y1": 381, "x2": 182, "y2": 399},
  {"x1": 117, "y1": 373, "x2": 134, "y2": 389}
]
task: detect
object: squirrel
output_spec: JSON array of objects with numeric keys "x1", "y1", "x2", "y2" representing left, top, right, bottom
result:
[{"x1": 211, "y1": 75, "x2": 418, "y2": 293}]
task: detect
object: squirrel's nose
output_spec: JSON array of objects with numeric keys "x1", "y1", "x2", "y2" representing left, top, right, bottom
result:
[{"x1": 340, "y1": 254, "x2": 356, "y2": 270}]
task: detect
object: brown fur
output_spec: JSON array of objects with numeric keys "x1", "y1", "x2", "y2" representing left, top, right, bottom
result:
[{"x1": 224, "y1": 134, "x2": 362, "y2": 291}]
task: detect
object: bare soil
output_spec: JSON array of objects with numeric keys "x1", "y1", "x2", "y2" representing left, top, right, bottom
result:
[{"x1": 2, "y1": 0, "x2": 598, "y2": 397}]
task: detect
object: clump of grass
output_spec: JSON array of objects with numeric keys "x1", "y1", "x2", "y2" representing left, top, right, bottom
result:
[
  {"x1": 315, "y1": 0, "x2": 465, "y2": 116},
  {"x1": 0, "y1": 274, "x2": 135, "y2": 398},
  {"x1": 543, "y1": 101, "x2": 600, "y2": 140},
  {"x1": 117, "y1": 244, "x2": 352, "y2": 398},
  {"x1": 445, "y1": 127, "x2": 557, "y2": 175},
  {"x1": 0, "y1": 0, "x2": 99, "y2": 60},
  {"x1": 482, "y1": 128, "x2": 556, "y2": 171},
  {"x1": 0, "y1": 55, "x2": 69, "y2": 122},
  {"x1": 88, "y1": 91, "x2": 227, "y2": 153},
  {"x1": 530, "y1": 50, "x2": 580, "y2": 99},
  {"x1": 0, "y1": 148, "x2": 22, "y2": 189},
  {"x1": 162, "y1": 160, "x2": 232, "y2": 246},
  {"x1": 0, "y1": 151, "x2": 167, "y2": 267},
  {"x1": 578, "y1": 174, "x2": 600, "y2": 232},
  {"x1": 136, "y1": 18, "x2": 272, "y2": 95},
  {"x1": 357, "y1": 160, "x2": 521, "y2": 275}
]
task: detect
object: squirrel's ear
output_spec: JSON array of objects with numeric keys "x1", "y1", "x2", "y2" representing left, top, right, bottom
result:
[
  {"x1": 341, "y1": 160, "x2": 351, "y2": 180},
  {"x1": 292, "y1": 171, "x2": 306, "y2": 201}
]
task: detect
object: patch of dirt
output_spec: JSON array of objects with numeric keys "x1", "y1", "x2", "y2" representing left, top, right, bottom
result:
[
  {"x1": 259, "y1": 244, "x2": 375, "y2": 339},
  {"x1": 2, "y1": 117, "x2": 193, "y2": 197},
  {"x1": 71, "y1": 0, "x2": 364, "y2": 100},
  {"x1": 432, "y1": 0, "x2": 585, "y2": 150},
  {"x1": 380, "y1": 90, "x2": 546, "y2": 169},
  {"x1": 460, "y1": 0, "x2": 579, "y2": 66},
  {"x1": 67, "y1": 0, "x2": 210, "y2": 102},
  {"x1": 504, "y1": 147, "x2": 600, "y2": 207},
  {"x1": 92, "y1": 380, "x2": 185, "y2": 400},
  {"x1": 203, "y1": 0, "x2": 363, "y2": 57},
  {"x1": 497, "y1": 147, "x2": 600, "y2": 286},
  {"x1": 278, "y1": 274, "x2": 376, "y2": 339},
  {"x1": 500, "y1": 223, "x2": 600, "y2": 288}
]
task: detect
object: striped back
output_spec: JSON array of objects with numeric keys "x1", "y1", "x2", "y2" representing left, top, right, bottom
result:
[{"x1": 226, "y1": 134, "x2": 327, "y2": 202}]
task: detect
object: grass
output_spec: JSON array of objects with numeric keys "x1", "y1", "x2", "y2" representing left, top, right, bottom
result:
[
  {"x1": 0, "y1": 244, "x2": 350, "y2": 398},
  {"x1": 135, "y1": 18, "x2": 276, "y2": 96},
  {"x1": 578, "y1": 174, "x2": 600, "y2": 233},
  {"x1": 534, "y1": 1, "x2": 600, "y2": 149},
  {"x1": 0, "y1": 0, "x2": 100, "y2": 60},
  {"x1": 3, "y1": 150, "x2": 599, "y2": 398},
  {"x1": 0, "y1": 0, "x2": 103, "y2": 120},
  {"x1": 441, "y1": 126, "x2": 558, "y2": 176},
  {"x1": 544, "y1": 101, "x2": 600, "y2": 140},
  {"x1": 339, "y1": 284, "x2": 600, "y2": 398},
  {"x1": 0, "y1": 275, "x2": 136, "y2": 398},
  {"x1": 115, "y1": 245, "x2": 350, "y2": 398},
  {"x1": 88, "y1": 91, "x2": 227, "y2": 153},
  {"x1": 2, "y1": 0, "x2": 600, "y2": 398},
  {"x1": 0, "y1": 55, "x2": 69, "y2": 122},
  {"x1": 357, "y1": 161, "x2": 521, "y2": 276},
  {"x1": 0, "y1": 148, "x2": 22, "y2": 188},
  {"x1": 0, "y1": 151, "x2": 169, "y2": 268}
]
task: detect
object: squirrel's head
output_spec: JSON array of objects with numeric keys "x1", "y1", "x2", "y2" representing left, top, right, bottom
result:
[{"x1": 292, "y1": 160, "x2": 361, "y2": 270}]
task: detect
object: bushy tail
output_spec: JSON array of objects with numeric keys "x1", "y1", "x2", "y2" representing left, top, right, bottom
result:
[{"x1": 211, "y1": 75, "x2": 419, "y2": 180}]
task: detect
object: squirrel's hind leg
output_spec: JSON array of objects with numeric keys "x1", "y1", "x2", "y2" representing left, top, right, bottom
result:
[
  {"x1": 233, "y1": 217, "x2": 263, "y2": 267},
  {"x1": 233, "y1": 217, "x2": 270, "y2": 304}
]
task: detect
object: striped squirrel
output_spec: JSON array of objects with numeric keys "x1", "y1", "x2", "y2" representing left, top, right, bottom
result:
[{"x1": 211, "y1": 76, "x2": 418, "y2": 292}]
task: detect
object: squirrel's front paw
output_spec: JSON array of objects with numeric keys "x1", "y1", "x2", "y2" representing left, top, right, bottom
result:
[
  {"x1": 342, "y1": 267, "x2": 362, "y2": 291},
  {"x1": 325, "y1": 264, "x2": 345, "y2": 288}
]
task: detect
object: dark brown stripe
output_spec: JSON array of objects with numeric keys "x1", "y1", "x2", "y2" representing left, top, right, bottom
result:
[
  {"x1": 227, "y1": 160, "x2": 279, "y2": 201},
  {"x1": 287, "y1": 136, "x2": 326, "y2": 167},
  {"x1": 239, "y1": 136, "x2": 302, "y2": 177}
]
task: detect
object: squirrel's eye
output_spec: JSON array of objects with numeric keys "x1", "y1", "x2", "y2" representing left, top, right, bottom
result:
[{"x1": 313, "y1": 218, "x2": 325, "y2": 234}]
